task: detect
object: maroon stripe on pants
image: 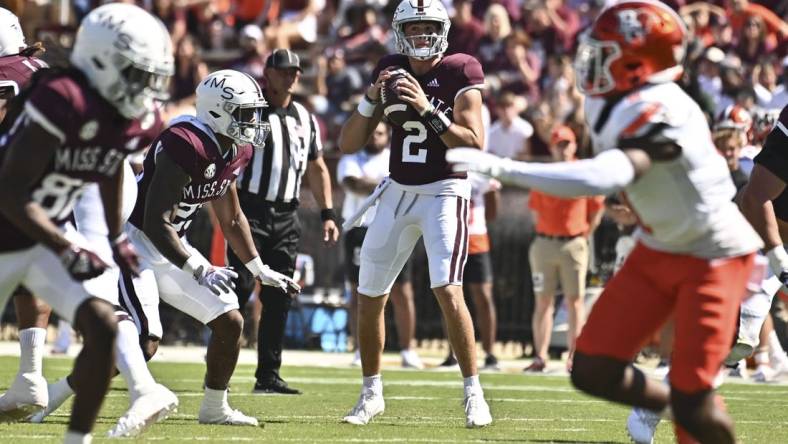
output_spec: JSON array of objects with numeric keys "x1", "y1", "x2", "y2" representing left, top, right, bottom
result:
[
  {"x1": 458, "y1": 198, "x2": 470, "y2": 282},
  {"x1": 448, "y1": 196, "x2": 463, "y2": 282}
]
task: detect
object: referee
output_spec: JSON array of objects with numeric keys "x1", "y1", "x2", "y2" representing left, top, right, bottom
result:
[{"x1": 232, "y1": 49, "x2": 340, "y2": 394}]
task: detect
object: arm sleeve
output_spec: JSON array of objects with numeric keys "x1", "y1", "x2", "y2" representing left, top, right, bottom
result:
[
  {"x1": 498, "y1": 149, "x2": 636, "y2": 197},
  {"x1": 754, "y1": 107, "x2": 788, "y2": 183}
]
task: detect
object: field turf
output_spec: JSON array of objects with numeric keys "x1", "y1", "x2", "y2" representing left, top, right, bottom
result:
[{"x1": 1, "y1": 356, "x2": 787, "y2": 443}]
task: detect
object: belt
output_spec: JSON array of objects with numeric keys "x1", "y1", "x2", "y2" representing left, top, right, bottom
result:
[
  {"x1": 238, "y1": 193, "x2": 299, "y2": 212},
  {"x1": 536, "y1": 233, "x2": 581, "y2": 241}
]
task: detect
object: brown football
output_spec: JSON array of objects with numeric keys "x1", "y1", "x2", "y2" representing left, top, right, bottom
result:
[{"x1": 381, "y1": 68, "x2": 418, "y2": 127}]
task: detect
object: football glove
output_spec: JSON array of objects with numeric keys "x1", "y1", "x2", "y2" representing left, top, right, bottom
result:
[
  {"x1": 60, "y1": 245, "x2": 110, "y2": 281},
  {"x1": 256, "y1": 265, "x2": 301, "y2": 295},
  {"x1": 766, "y1": 246, "x2": 788, "y2": 286},
  {"x1": 111, "y1": 233, "x2": 140, "y2": 278},
  {"x1": 446, "y1": 148, "x2": 509, "y2": 178}
]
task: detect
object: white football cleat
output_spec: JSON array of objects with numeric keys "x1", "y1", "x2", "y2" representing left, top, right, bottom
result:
[
  {"x1": 626, "y1": 407, "x2": 661, "y2": 444},
  {"x1": 0, "y1": 373, "x2": 47, "y2": 423},
  {"x1": 350, "y1": 350, "x2": 361, "y2": 367},
  {"x1": 464, "y1": 392, "x2": 492, "y2": 428},
  {"x1": 343, "y1": 391, "x2": 385, "y2": 425},
  {"x1": 107, "y1": 384, "x2": 178, "y2": 437},
  {"x1": 198, "y1": 406, "x2": 259, "y2": 426},
  {"x1": 401, "y1": 349, "x2": 424, "y2": 369}
]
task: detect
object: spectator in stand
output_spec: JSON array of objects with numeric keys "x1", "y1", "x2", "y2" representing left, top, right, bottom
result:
[
  {"x1": 726, "y1": 0, "x2": 788, "y2": 51},
  {"x1": 333, "y1": 3, "x2": 388, "y2": 65},
  {"x1": 447, "y1": 0, "x2": 485, "y2": 56},
  {"x1": 520, "y1": 0, "x2": 578, "y2": 60},
  {"x1": 441, "y1": 173, "x2": 502, "y2": 370},
  {"x1": 166, "y1": 33, "x2": 208, "y2": 119},
  {"x1": 315, "y1": 48, "x2": 364, "y2": 134},
  {"x1": 680, "y1": 2, "x2": 729, "y2": 48},
  {"x1": 488, "y1": 92, "x2": 533, "y2": 161},
  {"x1": 736, "y1": 16, "x2": 775, "y2": 67},
  {"x1": 697, "y1": 47, "x2": 725, "y2": 108},
  {"x1": 753, "y1": 61, "x2": 780, "y2": 107},
  {"x1": 525, "y1": 126, "x2": 604, "y2": 373},
  {"x1": 477, "y1": 4, "x2": 512, "y2": 74},
  {"x1": 472, "y1": 0, "x2": 521, "y2": 23},
  {"x1": 152, "y1": 0, "x2": 187, "y2": 44},
  {"x1": 498, "y1": 30, "x2": 541, "y2": 100},
  {"x1": 768, "y1": 56, "x2": 788, "y2": 109},
  {"x1": 337, "y1": 122, "x2": 424, "y2": 369},
  {"x1": 717, "y1": 54, "x2": 746, "y2": 113},
  {"x1": 710, "y1": 14, "x2": 736, "y2": 53},
  {"x1": 228, "y1": 24, "x2": 269, "y2": 83},
  {"x1": 264, "y1": 0, "x2": 324, "y2": 49}
]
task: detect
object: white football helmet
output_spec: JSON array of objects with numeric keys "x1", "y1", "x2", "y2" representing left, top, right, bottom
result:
[
  {"x1": 196, "y1": 70, "x2": 270, "y2": 146},
  {"x1": 70, "y1": 3, "x2": 174, "y2": 119},
  {"x1": 392, "y1": 0, "x2": 450, "y2": 60},
  {"x1": 0, "y1": 8, "x2": 25, "y2": 57}
]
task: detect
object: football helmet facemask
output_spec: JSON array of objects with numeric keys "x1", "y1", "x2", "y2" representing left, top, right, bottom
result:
[
  {"x1": 574, "y1": 0, "x2": 687, "y2": 97},
  {"x1": 392, "y1": 0, "x2": 450, "y2": 60},
  {"x1": 196, "y1": 69, "x2": 270, "y2": 146},
  {"x1": 70, "y1": 3, "x2": 174, "y2": 119}
]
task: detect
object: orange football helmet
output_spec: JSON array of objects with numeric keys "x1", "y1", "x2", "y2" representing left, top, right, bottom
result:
[
  {"x1": 715, "y1": 104, "x2": 753, "y2": 141},
  {"x1": 575, "y1": 0, "x2": 687, "y2": 97}
]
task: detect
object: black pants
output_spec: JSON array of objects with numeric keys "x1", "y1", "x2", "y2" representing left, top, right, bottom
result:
[{"x1": 228, "y1": 197, "x2": 300, "y2": 384}]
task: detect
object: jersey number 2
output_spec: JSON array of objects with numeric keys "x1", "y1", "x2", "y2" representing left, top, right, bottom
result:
[{"x1": 402, "y1": 121, "x2": 427, "y2": 164}]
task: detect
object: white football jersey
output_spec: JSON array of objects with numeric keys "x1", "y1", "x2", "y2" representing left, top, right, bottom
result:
[{"x1": 586, "y1": 82, "x2": 762, "y2": 258}]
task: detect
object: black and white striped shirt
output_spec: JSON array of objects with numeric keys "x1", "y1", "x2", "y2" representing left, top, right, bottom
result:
[{"x1": 237, "y1": 98, "x2": 322, "y2": 203}]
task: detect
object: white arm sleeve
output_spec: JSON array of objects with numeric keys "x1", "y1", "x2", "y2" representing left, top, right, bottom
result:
[{"x1": 497, "y1": 149, "x2": 636, "y2": 197}]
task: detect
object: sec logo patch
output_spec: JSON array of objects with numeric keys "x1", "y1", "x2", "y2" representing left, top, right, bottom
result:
[
  {"x1": 79, "y1": 120, "x2": 99, "y2": 141},
  {"x1": 204, "y1": 163, "x2": 216, "y2": 179}
]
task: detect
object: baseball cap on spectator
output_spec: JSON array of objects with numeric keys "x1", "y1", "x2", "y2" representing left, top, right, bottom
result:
[
  {"x1": 241, "y1": 24, "x2": 263, "y2": 42},
  {"x1": 703, "y1": 46, "x2": 725, "y2": 64},
  {"x1": 551, "y1": 125, "x2": 576, "y2": 145},
  {"x1": 720, "y1": 54, "x2": 742, "y2": 71},
  {"x1": 266, "y1": 49, "x2": 302, "y2": 71}
]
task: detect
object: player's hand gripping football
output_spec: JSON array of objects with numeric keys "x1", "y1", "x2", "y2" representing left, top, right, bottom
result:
[
  {"x1": 60, "y1": 244, "x2": 110, "y2": 281},
  {"x1": 366, "y1": 67, "x2": 395, "y2": 102},
  {"x1": 111, "y1": 233, "x2": 141, "y2": 277},
  {"x1": 446, "y1": 148, "x2": 511, "y2": 178},
  {"x1": 256, "y1": 265, "x2": 301, "y2": 296},
  {"x1": 395, "y1": 71, "x2": 431, "y2": 115}
]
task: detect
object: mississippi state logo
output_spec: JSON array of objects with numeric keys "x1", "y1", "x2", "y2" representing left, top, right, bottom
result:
[
  {"x1": 79, "y1": 120, "x2": 99, "y2": 141},
  {"x1": 204, "y1": 163, "x2": 216, "y2": 179}
]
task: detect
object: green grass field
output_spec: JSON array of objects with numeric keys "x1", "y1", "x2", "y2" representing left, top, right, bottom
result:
[{"x1": 2, "y1": 356, "x2": 788, "y2": 443}]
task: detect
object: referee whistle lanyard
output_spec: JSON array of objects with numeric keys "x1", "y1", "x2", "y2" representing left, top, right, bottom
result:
[{"x1": 342, "y1": 176, "x2": 391, "y2": 231}]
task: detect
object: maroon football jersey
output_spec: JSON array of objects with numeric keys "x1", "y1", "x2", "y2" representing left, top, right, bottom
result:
[
  {"x1": 128, "y1": 116, "x2": 253, "y2": 237},
  {"x1": 0, "y1": 54, "x2": 46, "y2": 99},
  {"x1": 0, "y1": 71, "x2": 163, "y2": 252},
  {"x1": 371, "y1": 53, "x2": 485, "y2": 185}
]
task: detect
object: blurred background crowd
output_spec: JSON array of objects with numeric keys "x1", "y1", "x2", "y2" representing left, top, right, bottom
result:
[{"x1": 0, "y1": 0, "x2": 786, "y2": 365}]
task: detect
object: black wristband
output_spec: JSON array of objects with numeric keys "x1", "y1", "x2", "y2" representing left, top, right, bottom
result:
[
  {"x1": 320, "y1": 208, "x2": 337, "y2": 222},
  {"x1": 421, "y1": 108, "x2": 452, "y2": 135}
]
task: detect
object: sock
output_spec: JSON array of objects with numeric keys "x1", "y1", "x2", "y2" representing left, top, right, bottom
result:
[
  {"x1": 18, "y1": 327, "x2": 46, "y2": 374},
  {"x1": 362, "y1": 374, "x2": 382, "y2": 396},
  {"x1": 63, "y1": 431, "x2": 92, "y2": 444},
  {"x1": 755, "y1": 351, "x2": 770, "y2": 366},
  {"x1": 54, "y1": 320, "x2": 72, "y2": 352},
  {"x1": 115, "y1": 320, "x2": 157, "y2": 399},
  {"x1": 43, "y1": 377, "x2": 75, "y2": 416},
  {"x1": 202, "y1": 387, "x2": 228, "y2": 412},
  {"x1": 768, "y1": 331, "x2": 787, "y2": 363},
  {"x1": 463, "y1": 375, "x2": 483, "y2": 397}
]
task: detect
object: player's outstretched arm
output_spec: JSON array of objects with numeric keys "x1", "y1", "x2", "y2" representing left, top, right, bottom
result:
[
  {"x1": 447, "y1": 147, "x2": 649, "y2": 198},
  {"x1": 0, "y1": 119, "x2": 71, "y2": 253},
  {"x1": 338, "y1": 70, "x2": 390, "y2": 154},
  {"x1": 142, "y1": 149, "x2": 193, "y2": 268}
]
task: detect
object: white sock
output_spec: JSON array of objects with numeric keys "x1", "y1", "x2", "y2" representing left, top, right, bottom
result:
[
  {"x1": 115, "y1": 320, "x2": 157, "y2": 399},
  {"x1": 63, "y1": 430, "x2": 92, "y2": 444},
  {"x1": 202, "y1": 387, "x2": 228, "y2": 412},
  {"x1": 362, "y1": 375, "x2": 382, "y2": 396},
  {"x1": 44, "y1": 377, "x2": 74, "y2": 415},
  {"x1": 755, "y1": 351, "x2": 770, "y2": 366},
  {"x1": 768, "y1": 331, "x2": 787, "y2": 362},
  {"x1": 19, "y1": 327, "x2": 46, "y2": 374},
  {"x1": 54, "y1": 320, "x2": 72, "y2": 351},
  {"x1": 463, "y1": 375, "x2": 483, "y2": 397}
]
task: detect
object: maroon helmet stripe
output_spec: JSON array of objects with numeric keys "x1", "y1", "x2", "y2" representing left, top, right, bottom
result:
[{"x1": 417, "y1": 0, "x2": 424, "y2": 13}]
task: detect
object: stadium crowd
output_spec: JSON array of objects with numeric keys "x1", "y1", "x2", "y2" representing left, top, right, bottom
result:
[{"x1": 4, "y1": 0, "x2": 788, "y2": 372}]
